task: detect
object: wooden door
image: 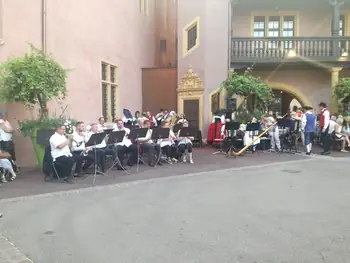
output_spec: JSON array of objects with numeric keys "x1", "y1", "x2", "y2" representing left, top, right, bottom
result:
[{"x1": 183, "y1": 99, "x2": 199, "y2": 129}]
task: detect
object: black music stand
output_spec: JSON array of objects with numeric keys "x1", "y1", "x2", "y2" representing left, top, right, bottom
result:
[
  {"x1": 85, "y1": 132, "x2": 106, "y2": 186},
  {"x1": 179, "y1": 127, "x2": 196, "y2": 138},
  {"x1": 224, "y1": 122, "x2": 240, "y2": 156},
  {"x1": 151, "y1": 127, "x2": 170, "y2": 166},
  {"x1": 129, "y1": 128, "x2": 148, "y2": 172},
  {"x1": 173, "y1": 123, "x2": 182, "y2": 134},
  {"x1": 36, "y1": 130, "x2": 55, "y2": 146},
  {"x1": 106, "y1": 130, "x2": 129, "y2": 175},
  {"x1": 246, "y1": 123, "x2": 260, "y2": 153},
  {"x1": 104, "y1": 128, "x2": 114, "y2": 134}
]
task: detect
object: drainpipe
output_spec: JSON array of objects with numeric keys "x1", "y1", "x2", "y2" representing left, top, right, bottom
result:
[
  {"x1": 0, "y1": 0, "x2": 4, "y2": 45},
  {"x1": 41, "y1": 0, "x2": 47, "y2": 53}
]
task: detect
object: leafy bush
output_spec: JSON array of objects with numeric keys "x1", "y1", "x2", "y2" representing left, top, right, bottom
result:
[
  {"x1": 18, "y1": 117, "x2": 77, "y2": 137},
  {"x1": 0, "y1": 45, "x2": 68, "y2": 119},
  {"x1": 221, "y1": 67, "x2": 274, "y2": 113}
]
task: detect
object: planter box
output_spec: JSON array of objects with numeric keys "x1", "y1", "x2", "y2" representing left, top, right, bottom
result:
[{"x1": 32, "y1": 129, "x2": 55, "y2": 168}]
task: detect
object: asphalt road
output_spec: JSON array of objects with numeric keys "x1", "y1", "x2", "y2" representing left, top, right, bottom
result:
[{"x1": 1, "y1": 157, "x2": 350, "y2": 263}]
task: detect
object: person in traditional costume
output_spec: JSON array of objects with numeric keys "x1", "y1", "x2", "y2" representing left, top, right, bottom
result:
[
  {"x1": 301, "y1": 106, "x2": 316, "y2": 155},
  {"x1": 319, "y1": 102, "x2": 330, "y2": 155}
]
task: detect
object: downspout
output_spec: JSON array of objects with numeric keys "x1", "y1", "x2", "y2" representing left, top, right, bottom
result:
[
  {"x1": 225, "y1": 0, "x2": 234, "y2": 108},
  {"x1": 0, "y1": 0, "x2": 4, "y2": 45},
  {"x1": 41, "y1": 0, "x2": 47, "y2": 53}
]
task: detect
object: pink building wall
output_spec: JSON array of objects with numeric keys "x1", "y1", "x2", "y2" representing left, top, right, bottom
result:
[{"x1": 0, "y1": 0, "x2": 156, "y2": 166}]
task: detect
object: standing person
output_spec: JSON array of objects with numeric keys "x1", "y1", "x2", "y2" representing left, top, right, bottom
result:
[
  {"x1": 0, "y1": 111, "x2": 18, "y2": 172},
  {"x1": 319, "y1": 102, "x2": 330, "y2": 155},
  {"x1": 261, "y1": 113, "x2": 281, "y2": 152},
  {"x1": 301, "y1": 106, "x2": 316, "y2": 155}
]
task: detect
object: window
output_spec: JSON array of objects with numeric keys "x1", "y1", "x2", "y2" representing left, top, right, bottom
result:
[
  {"x1": 187, "y1": 24, "x2": 198, "y2": 51},
  {"x1": 101, "y1": 62, "x2": 118, "y2": 122},
  {"x1": 183, "y1": 17, "x2": 200, "y2": 56},
  {"x1": 160, "y1": 39, "x2": 167, "y2": 52},
  {"x1": 339, "y1": 15, "x2": 345, "y2": 36},
  {"x1": 139, "y1": 0, "x2": 148, "y2": 15},
  {"x1": 253, "y1": 15, "x2": 296, "y2": 50}
]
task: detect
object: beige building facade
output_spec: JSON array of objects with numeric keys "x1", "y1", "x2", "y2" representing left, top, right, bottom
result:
[{"x1": 177, "y1": 0, "x2": 350, "y2": 134}]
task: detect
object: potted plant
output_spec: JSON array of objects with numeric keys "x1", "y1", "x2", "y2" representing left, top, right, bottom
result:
[
  {"x1": 0, "y1": 45, "x2": 71, "y2": 167},
  {"x1": 221, "y1": 67, "x2": 274, "y2": 123}
]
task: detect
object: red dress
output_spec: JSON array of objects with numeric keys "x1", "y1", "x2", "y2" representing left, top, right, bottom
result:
[{"x1": 207, "y1": 122, "x2": 225, "y2": 145}]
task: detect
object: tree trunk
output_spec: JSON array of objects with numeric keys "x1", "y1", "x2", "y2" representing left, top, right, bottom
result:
[{"x1": 37, "y1": 94, "x2": 48, "y2": 119}]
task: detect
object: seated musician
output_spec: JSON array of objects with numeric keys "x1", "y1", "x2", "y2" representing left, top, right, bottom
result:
[
  {"x1": 146, "y1": 111, "x2": 157, "y2": 127},
  {"x1": 158, "y1": 120, "x2": 178, "y2": 164},
  {"x1": 71, "y1": 122, "x2": 93, "y2": 175},
  {"x1": 85, "y1": 123, "x2": 115, "y2": 173},
  {"x1": 113, "y1": 119, "x2": 138, "y2": 167},
  {"x1": 155, "y1": 109, "x2": 165, "y2": 126},
  {"x1": 138, "y1": 120, "x2": 162, "y2": 167},
  {"x1": 177, "y1": 120, "x2": 194, "y2": 164},
  {"x1": 0, "y1": 150, "x2": 16, "y2": 182},
  {"x1": 97, "y1": 117, "x2": 107, "y2": 132},
  {"x1": 49, "y1": 124, "x2": 75, "y2": 183}
]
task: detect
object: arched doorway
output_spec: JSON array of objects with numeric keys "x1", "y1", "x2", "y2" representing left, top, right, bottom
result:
[{"x1": 266, "y1": 82, "x2": 312, "y2": 116}]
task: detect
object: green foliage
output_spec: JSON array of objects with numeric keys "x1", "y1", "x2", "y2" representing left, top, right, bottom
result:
[
  {"x1": 221, "y1": 67, "x2": 274, "y2": 112},
  {"x1": 0, "y1": 45, "x2": 68, "y2": 118},
  {"x1": 234, "y1": 109, "x2": 265, "y2": 123},
  {"x1": 334, "y1": 77, "x2": 350, "y2": 100},
  {"x1": 334, "y1": 77, "x2": 350, "y2": 114},
  {"x1": 18, "y1": 117, "x2": 77, "y2": 137}
]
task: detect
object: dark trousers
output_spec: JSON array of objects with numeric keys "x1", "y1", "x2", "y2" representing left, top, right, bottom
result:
[
  {"x1": 304, "y1": 132, "x2": 314, "y2": 146},
  {"x1": 116, "y1": 144, "x2": 138, "y2": 165},
  {"x1": 140, "y1": 143, "x2": 161, "y2": 162},
  {"x1": 72, "y1": 151, "x2": 94, "y2": 174},
  {"x1": 92, "y1": 146, "x2": 116, "y2": 172},
  {"x1": 320, "y1": 126, "x2": 330, "y2": 152},
  {"x1": 0, "y1": 140, "x2": 17, "y2": 171},
  {"x1": 178, "y1": 143, "x2": 193, "y2": 153},
  {"x1": 162, "y1": 144, "x2": 177, "y2": 158},
  {"x1": 54, "y1": 155, "x2": 75, "y2": 179}
]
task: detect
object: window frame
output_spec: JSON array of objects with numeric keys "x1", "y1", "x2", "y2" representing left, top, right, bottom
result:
[
  {"x1": 101, "y1": 61, "x2": 119, "y2": 122},
  {"x1": 182, "y1": 16, "x2": 200, "y2": 57}
]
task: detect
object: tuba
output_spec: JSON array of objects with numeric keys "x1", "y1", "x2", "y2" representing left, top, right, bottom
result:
[{"x1": 169, "y1": 111, "x2": 181, "y2": 127}]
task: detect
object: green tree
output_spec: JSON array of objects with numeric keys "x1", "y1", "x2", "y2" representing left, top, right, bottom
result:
[
  {"x1": 0, "y1": 45, "x2": 68, "y2": 119},
  {"x1": 221, "y1": 67, "x2": 274, "y2": 113},
  {"x1": 334, "y1": 77, "x2": 350, "y2": 113}
]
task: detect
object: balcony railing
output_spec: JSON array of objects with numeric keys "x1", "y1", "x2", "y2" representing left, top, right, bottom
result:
[{"x1": 231, "y1": 37, "x2": 350, "y2": 63}]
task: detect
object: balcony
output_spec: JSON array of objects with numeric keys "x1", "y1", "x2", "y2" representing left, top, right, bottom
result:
[{"x1": 231, "y1": 37, "x2": 350, "y2": 64}]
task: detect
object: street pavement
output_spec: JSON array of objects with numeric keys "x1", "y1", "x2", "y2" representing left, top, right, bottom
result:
[{"x1": 1, "y1": 155, "x2": 350, "y2": 263}]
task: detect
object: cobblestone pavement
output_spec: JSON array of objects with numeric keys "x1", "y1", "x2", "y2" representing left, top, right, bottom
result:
[
  {"x1": 0, "y1": 148, "x2": 311, "y2": 200},
  {"x1": 0, "y1": 156, "x2": 350, "y2": 263}
]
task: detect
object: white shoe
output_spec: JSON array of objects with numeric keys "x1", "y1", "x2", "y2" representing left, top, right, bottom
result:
[
  {"x1": 182, "y1": 155, "x2": 187, "y2": 162},
  {"x1": 189, "y1": 159, "x2": 194, "y2": 164},
  {"x1": 172, "y1": 158, "x2": 178, "y2": 163},
  {"x1": 341, "y1": 149, "x2": 348, "y2": 153},
  {"x1": 1, "y1": 175, "x2": 7, "y2": 183},
  {"x1": 188, "y1": 153, "x2": 194, "y2": 164}
]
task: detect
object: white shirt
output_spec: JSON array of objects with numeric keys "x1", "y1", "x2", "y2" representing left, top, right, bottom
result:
[
  {"x1": 113, "y1": 127, "x2": 132, "y2": 147},
  {"x1": 0, "y1": 119, "x2": 13, "y2": 141},
  {"x1": 177, "y1": 130, "x2": 193, "y2": 145},
  {"x1": 97, "y1": 124, "x2": 106, "y2": 132},
  {"x1": 158, "y1": 130, "x2": 175, "y2": 147},
  {"x1": 328, "y1": 120, "x2": 336, "y2": 134},
  {"x1": 139, "y1": 129, "x2": 154, "y2": 144},
  {"x1": 49, "y1": 132, "x2": 72, "y2": 161},
  {"x1": 71, "y1": 131, "x2": 86, "y2": 152},
  {"x1": 322, "y1": 109, "x2": 330, "y2": 129},
  {"x1": 85, "y1": 131, "x2": 106, "y2": 148}
]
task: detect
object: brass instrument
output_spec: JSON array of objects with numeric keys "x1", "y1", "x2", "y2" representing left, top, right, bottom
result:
[
  {"x1": 81, "y1": 146, "x2": 92, "y2": 156},
  {"x1": 170, "y1": 112, "x2": 181, "y2": 127}
]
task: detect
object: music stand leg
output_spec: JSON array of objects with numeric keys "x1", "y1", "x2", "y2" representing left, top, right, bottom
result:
[{"x1": 106, "y1": 146, "x2": 129, "y2": 175}]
